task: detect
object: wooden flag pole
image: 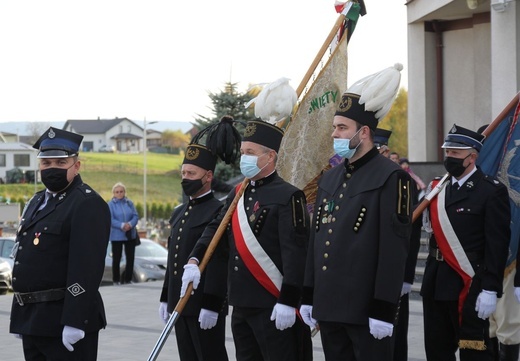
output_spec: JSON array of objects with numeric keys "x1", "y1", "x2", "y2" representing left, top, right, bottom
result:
[
  {"x1": 295, "y1": 3, "x2": 352, "y2": 98},
  {"x1": 412, "y1": 92, "x2": 520, "y2": 223},
  {"x1": 148, "y1": 4, "x2": 358, "y2": 359}
]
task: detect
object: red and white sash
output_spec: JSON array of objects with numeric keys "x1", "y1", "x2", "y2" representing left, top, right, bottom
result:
[
  {"x1": 430, "y1": 179, "x2": 475, "y2": 323},
  {"x1": 232, "y1": 184, "x2": 282, "y2": 298}
]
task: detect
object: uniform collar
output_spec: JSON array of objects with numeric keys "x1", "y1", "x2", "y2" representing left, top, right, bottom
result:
[
  {"x1": 189, "y1": 191, "x2": 214, "y2": 206},
  {"x1": 344, "y1": 147, "x2": 379, "y2": 175},
  {"x1": 250, "y1": 171, "x2": 277, "y2": 188}
]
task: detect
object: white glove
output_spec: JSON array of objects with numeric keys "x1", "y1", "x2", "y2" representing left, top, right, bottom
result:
[
  {"x1": 515, "y1": 287, "x2": 520, "y2": 304},
  {"x1": 475, "y1": 290, "x2": 497, "y2": 319},
  {"x1": 401, "y1": 282, "x2": 412, "y2": 296},
  {"x1": 158, "y1": 302, "x2": 169, "y2": 324},
  {"x1": 62, "y1": 325, "x2": 85, "y2": 352},
  {"x1": 180, "y1": 264, "x2": 200, "y2": 297},
  {"x1": 369, "y1": 318, "x2": 394, "y2": 339},
  {"x1": 299, "y1": 304, "x2": 318, "y2": 329},
  {"x1": 270, "y1": 303, "x2": 296, "y2": 330},
  {"x1": 198, "y1": 308, "x2": 219, "y2": 330}
]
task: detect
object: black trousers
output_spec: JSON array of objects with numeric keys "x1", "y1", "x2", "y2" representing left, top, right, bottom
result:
[
  {"x1": 319, "y1": 320, "x2": 393, "y2": 361},
  {"x1": 393, "y1": 293, "x2": 410, "y2": 361},
  {"x1": 174, "y1": 313, "x2": 229, "y2": 361},
  {"x1": 231, "y1": 307, "x2": 312, "y2": 361},
  {"x1": 422, "y1": 295, "x2": 495, "y2": 361},
  {"x1": 22, "y1": 332, "x2": 99, "y2": 361},
  {"x1": 111, "y1": 240, "x2": 135, "y2": 283}
]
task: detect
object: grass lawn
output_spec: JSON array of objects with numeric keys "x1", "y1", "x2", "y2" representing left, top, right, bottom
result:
[{"x1": 0, "y1": 152, "x2": 185, "y2": 212}]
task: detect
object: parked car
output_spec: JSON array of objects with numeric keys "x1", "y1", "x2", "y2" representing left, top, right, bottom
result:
[
  {"x1": 98, "y1": 145, "x2": 115, "y2": 153},
  {"x1": 0, "y1": 236, "x2": 15, "y2": 259},
  {"x1": 0, "y1": 257, "x2": 13, "y2": 295},
  {"x1": 0, "y1": 237, "x2": 15, "y2": 294},
  {"x1": 103, "y1": 238, "x2": 167, "y2": 284}
]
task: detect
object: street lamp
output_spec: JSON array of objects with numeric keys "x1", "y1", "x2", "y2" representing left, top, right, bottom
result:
[{"x1": 143, "y1": 118, "x2": 157, "y2": 231}]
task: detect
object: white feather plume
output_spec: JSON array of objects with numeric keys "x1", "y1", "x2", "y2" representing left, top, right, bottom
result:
[
  {"x1": 245, "y1": 77, "x2": 297, "y2": 124},
  {"x1": 347, "y1": 63, "x2": 403, "y2": 119}
]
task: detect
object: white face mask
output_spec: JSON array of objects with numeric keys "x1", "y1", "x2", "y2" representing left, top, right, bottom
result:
[
  {"x1": 333, "y1": 128, "x2": 363, "y2": 159},
  {"x1": 240, "y1": 153, "x2": 268, "y2": 178}
]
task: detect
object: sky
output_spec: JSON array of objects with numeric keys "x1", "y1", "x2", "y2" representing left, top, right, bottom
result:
[{"x1": 0, "y1": 0, "x2": 408, "y2": 125}]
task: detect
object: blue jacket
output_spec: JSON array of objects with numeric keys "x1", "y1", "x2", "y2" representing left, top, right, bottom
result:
[{"x1": 108, "y1": 197, "x2": 139, "y2": 241}]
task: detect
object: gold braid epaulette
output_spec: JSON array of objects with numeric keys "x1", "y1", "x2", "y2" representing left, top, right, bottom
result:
[{"x1": 459, "y1": 340, "x2": 486, "y2": 350}]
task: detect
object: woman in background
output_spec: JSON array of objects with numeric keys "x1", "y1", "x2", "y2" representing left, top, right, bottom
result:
[{"x1": 108, "y1": 182, "x2": 139, "y2": 285}]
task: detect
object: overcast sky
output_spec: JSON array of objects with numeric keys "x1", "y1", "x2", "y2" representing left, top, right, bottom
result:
[{"x1": 0, "y1": 0, "x2": 408, "y2": 124}]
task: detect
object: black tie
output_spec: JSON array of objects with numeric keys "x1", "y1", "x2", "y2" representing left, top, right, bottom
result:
[{"x1": 451, "y1": 182, "x2": 460, "y2": 191}]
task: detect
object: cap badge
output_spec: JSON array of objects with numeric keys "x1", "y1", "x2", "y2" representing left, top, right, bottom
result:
[
  {"x1": 48, "y1": 129, "x2": 56, "y2": 139},
  {"x1": 185, "y1": 147, "x2": 200, "y2": 160},
  {"x1": 338, "y1": 95, "x2": 353, "y2": 112},
  {"x1": 450, "y1": 125, "x2": 457, "y2": 134},
  {"x1": 244, "y1": 123, "x2": 257, "y2": 137}
]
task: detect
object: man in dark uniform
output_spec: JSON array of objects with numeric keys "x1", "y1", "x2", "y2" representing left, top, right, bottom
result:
[
  {"x1": 300, "y1": 64, "x2": 413, "y2": 361},
  {"x1": 9, "y1": 127, "x2": 111, "y2": 361},
  {"x1": 180, "y1": 119, "x2": 312, "y2": 361},
  {"x1": 420, "y1": 124, "x2": 510, "y2": 361},
  {"x1": 374, "y1": 127, "x2": 392, "y2": 158},
  {"x1": 158, "y1": 143, "x2": 228, "y2": 361}
]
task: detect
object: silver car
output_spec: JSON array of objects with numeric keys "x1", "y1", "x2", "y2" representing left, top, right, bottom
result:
[{"x1": 103, "y1": 238, "x2": 168, "y2": 284}]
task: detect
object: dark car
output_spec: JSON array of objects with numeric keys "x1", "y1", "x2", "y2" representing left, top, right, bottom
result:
[
  {"x1": 0, "y1": 237, "x2": 15, "y2": 294},
  {"x1": 103, "y1": 238, "x2": 168, "y2": 284}
]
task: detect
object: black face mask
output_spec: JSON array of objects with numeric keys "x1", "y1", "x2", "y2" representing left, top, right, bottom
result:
[
  {"x1": 443, "y1": 155, "x2": 470, "y2": 177},
  {"x1": 181, "y1": 174, "x2": 207, "y2": 197},
  {"x1": 41, "y1": 163, "x2": 75, "y2": 192}
]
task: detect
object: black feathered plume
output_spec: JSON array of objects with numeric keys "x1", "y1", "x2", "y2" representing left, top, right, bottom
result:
[{"x1": 191, "y1": 115, "x2": 243, "y2": 164}]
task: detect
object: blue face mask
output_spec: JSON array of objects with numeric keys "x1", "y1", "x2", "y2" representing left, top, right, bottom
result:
[
  {"x1": 333, "y1": 128, "x2": 362, "y2": 159},
  {"x1": 240, "y1": 153, "x2": 268, "y2": 179}
]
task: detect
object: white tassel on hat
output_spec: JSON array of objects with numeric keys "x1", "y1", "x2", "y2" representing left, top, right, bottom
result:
[
  {"x1": 245, "y1": 77, "x2": 297, "y2": 124},
  {"x1": 347, "y1": 63, "x2": 403, "y2": 120}
]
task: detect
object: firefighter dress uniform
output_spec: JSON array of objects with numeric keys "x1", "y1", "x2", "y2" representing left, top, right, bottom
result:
[{"x1": 10, "y1": 127, "x2": 110, "y2": 361}]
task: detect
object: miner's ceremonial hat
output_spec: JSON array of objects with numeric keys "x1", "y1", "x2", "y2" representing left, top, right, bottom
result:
[
  {"x1": 442, "y1": 124, "x2": 485, "y2": 152},
  {"x1": 182, "y1": 144, "x2": 217, "y2": 172},
  {"x1": 242, "y1": 119, "x2": 284, "y2": 153},
  {"x1": 335, "y1": 64, "x2": 403, "y2": 131},
  {"x1": 33, "y1": 127, "x2": 84, "y2": 158}
]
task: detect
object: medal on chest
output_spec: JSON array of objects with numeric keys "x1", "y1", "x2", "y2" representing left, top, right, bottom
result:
[{"x1": 33, "y1": 232, "x2": 41, "y2": 246}]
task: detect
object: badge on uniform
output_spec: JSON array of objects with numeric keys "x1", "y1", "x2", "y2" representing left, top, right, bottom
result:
[{"x1": 33, "y1": 232, "x2": 41, "y2": 245}]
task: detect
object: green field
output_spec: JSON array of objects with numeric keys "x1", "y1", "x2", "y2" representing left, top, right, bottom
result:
[{"x1": 0, "y1": 152, "x2": 185, "y2": 215}]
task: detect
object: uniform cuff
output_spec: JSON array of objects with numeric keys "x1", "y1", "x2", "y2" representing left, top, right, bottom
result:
[
  {"x1": 201, "y1": 293, "x2": 226, "y2": 313},
  {"x1": 159, "y1": 287, "x2": 168, "y2": 303},
  {"x1": 302, "y1": 286, "x2": 314, "y2": 305},
  {"x1": 278, "y1": 283, "x2": 302, "y2": 308},
  {"x1": 369, "y1": 299, "x2": 398, "y2": 324}
]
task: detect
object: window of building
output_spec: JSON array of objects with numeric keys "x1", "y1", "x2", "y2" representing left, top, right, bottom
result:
[
  {"x1": 0, "y1": 154, "x2": 6, "y2": 167},
  {"x1": 14, "y1": 154, "x2": 30, "y2": 167}
]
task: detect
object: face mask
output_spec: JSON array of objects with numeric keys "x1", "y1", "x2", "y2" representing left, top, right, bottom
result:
[
  {"x1": 333, "y1": 128, "x2": 363, "y2": 159},
  {"x1": 41, "y1": 163, "x2": 75, "y2": 192},
  {"x1": 181, "y1": 174, "x2": 207, "y2": 197},
  {"x1": 240, "y1": 153, "x2": 268, "y2": 179},
  {"x1": 443, "y1": 154, "x2": 470, "y2": 177}
]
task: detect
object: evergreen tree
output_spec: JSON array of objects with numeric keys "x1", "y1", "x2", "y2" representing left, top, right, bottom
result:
[{"x1": 192, "y1": 81, "x2": 257, "y2": 181}]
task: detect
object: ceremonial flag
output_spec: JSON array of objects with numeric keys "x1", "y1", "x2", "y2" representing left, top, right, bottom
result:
[
  {"x1": 277, "y1": 3, "x2": 361, "y2": 203},
  {"x1": 477, "y1": 100, "x2": 520, "y2": 273}
]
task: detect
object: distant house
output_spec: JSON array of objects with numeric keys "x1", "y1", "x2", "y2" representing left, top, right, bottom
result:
[
  {"x1": 0, "y1": 131, "x2": 19, "y2": 143},
  {"x1": 0, "y1": 143, "x2": 38, "y2": 183},
  {"x1": 63, "y1": 118, "x2": 145, "y2": 152}
]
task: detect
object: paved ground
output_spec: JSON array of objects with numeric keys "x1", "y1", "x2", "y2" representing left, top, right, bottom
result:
[{"x1": 0, "y1": 281, "x2": 430, "y2": 361}]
